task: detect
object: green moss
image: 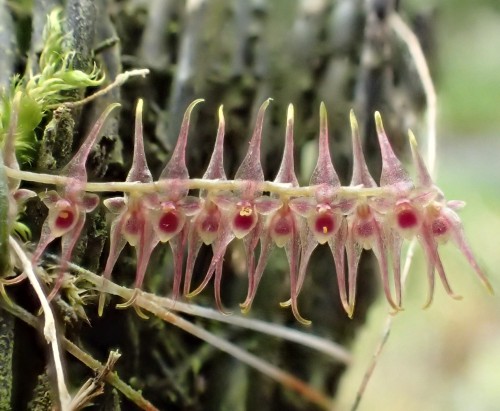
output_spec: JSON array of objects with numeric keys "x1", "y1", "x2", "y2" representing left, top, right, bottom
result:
[
  {"x1": 0, "y1": 8, "x2": 104, "y2": 163},
  {"x1": 27, "y1": 372, "x2": 53, "y2": 411}
]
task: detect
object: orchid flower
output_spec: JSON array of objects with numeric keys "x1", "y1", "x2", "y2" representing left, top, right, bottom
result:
[
  {"x1": 183, "y1": 105, "x2": 234, "y2": 312},
  {"x1": 33, "y1": 103, "x2": 120, "y2": 300},
  {"x1": 345, "y1": 111, "x2": 393, "y2": 317},
  {"x1": 408, "y1": 131, "x2": 493, "y2": 307},
  {"x1": 370, "y1": 112, "x2": 425, "y2": 310},
  {"x1": 3, "y1": 92, "x2": 37, "y2": 237},
  {"x1": 240, "y1": 104, "x2": 301, "y2": 317},
  {"x1": 98, "y1": 99, "x2": 160, "y2": 315},
  {"x1": 286, "y1": 103, "x2": 348, "y2": 324},
  {"x1": 0, "y1": 92, "x2": 36, "y2": 301},
  {"x1": 152, "y1": 100, "x2": 203, "y2": 300}
]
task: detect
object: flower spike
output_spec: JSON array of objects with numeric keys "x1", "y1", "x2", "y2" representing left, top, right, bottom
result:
[
  {"x1": 408, "y1": 132, "x2": 492, "y2": 306},
  {"x1": 99, "y1": 99, "x2": 159, "y2": 316},
  {"x1": 4, "y1": 100, "x2": 491, "y2": 322},
  {"x1": 33, "y1": 103, "x2": 120, "y2": 301}
]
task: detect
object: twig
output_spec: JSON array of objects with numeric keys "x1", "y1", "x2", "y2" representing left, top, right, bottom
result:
[
  {"x1": 46, "y1": 69, "x2": 150, "y2": 109},
  {"x1": 65, "y1": 341, "x2": 159, "y2": 411},
  {"x1": 68, "y1": 261, "x2": 350, "y2": 364},
  {"x1": 151, "y1": 296, "x2": 352, "y2": 364},
  {"x1": 142, "y1": 297, "x2": 334, "y2": 410},
  {"x1": 66, "y1": 264, "x2": 334, "y2": 409},
  {"x1": 8, "y1": 236, "x2": 71, "y2": 411},
  {"x1": 68, "y1": 350, "x2": 120, "y2": 410},
  {"x1": 0, "y1": 298, "x2": 159, "y2": 411},
  {"x1": 350, "y1": 240, "x2": 416, "y2": 411},
  {"x1": 390, "y1": 13, "x2": 437, "y2": 176}
]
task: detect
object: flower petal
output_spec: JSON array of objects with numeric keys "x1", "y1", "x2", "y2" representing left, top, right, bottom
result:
[
  {"x1": 234, "y1": 99, "x2": 270, "y2": 183},
  {"x1": 374, "y1": 111, "x2": 412, "y2": 190},
  {"x1": 310, "y1": 103, "x2": 340, "y2": 188},
  {"x1": 350, "y1": 110, "x2": 376, "y2": 188}
]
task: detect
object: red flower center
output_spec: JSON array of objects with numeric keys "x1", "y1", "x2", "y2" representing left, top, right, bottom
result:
[
  {"x1": 55, "y1": 209, "x2": 75, "y2": 230},
  {"x1": 159, "y1": 211, "x2": 180, "y2": 233},
  {"x1": 396, "y1": 207, "x2": 419, "y2": 229},
  {"x1": 314, "y1": 213, "x2": 335, "y2": 235},
  {"x1": 233, "y1": 206, "x2": 255, "y2": 231}
]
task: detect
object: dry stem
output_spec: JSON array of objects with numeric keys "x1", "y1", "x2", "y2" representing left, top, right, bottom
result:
[
  {"x1": 67, "y1": 264, "x2": 336, "y2": 409},
  {"x1": 68, "y1": 263, "x2": 351, "y2": 364},
  {"x1": 8, "y1": 236, "x2": 71, "y2": 410},
  {"x1": 46, "y1": 69, "x2": 150, "y2": 109},
  {"x1": 0, "y1": 298, "x2": 159, "y2": 411}
]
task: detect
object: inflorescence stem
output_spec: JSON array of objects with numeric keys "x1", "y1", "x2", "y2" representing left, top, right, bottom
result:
[{"x1": 4, "y1": 166, "x2": 387, "y2": 198}]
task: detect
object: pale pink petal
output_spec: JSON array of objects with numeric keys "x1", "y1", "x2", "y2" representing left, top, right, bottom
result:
[
  {"x1": 160, "y1": 99, "x2": 204, "y2": 181},
  {"x1": 350, "y1": 110, "x2": 376, "y2": 188},
  {"x1": 374, "y1": 111, "x2": 413, "y2": 190},
  {"x1": 234, "y1": 99, "x2": 270, "y2": 183},
  {"x1": 310, "y1": 103, "x2": 340, "y2": 188}
]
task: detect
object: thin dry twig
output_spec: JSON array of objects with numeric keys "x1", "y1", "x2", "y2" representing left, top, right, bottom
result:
[
  {"x1": 349, "y1": 241, "x2": 416, "y2": 411},
  {"x1": 142, "y1": 296, "x2": 334, "y2": 410},
  {"x1": 69, "y1": 350, "x2": 121, "y2": 410},
  {"x1": 47, "y1": 68, "x2": 150, "y2": 109},
  {"x1": 8, "y1": 236, "x2": 71, "y2": 411},
  {"x1": 66, "y1": 263, "x2": 335, "y2": 410},
  {"x1": 149, "y1": 294, "x2": 352, "y2": 364},
  {"x1": 65, "y1": 259, "x2": 350, "y2": 364},
  {"x1": 390, "y1": 13, "x2": 437, "y2": 175},
  {"x1": 0, "y1": 298, "x2": 160, "y2": 411}
]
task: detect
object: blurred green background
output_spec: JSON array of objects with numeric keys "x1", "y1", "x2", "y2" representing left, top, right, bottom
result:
[{"x1": 338, "y1": 1, "x2": 500, "y2": 410}]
